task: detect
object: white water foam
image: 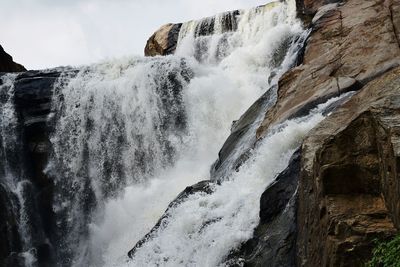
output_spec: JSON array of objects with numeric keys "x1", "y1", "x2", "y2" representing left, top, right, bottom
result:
[{"x1": 126, "y1": 92, "x2": 352, "y2": 267}]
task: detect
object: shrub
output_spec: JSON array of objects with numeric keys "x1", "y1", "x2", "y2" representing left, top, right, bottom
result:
[{"x1": 367, "y1": 235, "x2": 400, "y2": 267}]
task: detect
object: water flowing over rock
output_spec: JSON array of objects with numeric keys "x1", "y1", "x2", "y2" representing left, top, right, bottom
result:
[
  {"x1": 144, "y1": 2, "x2": 281, "y2": 57},
  {"x1": 226, "y1": 149, "x2": 301, "y2": 267}
]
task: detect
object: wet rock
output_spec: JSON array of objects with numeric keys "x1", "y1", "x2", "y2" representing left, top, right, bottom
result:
[
  {"x1": 211, "y1": 88, "x2": 276, "y2": 181},
  {"x1": 297, "y1": 66, "x2": 400, "y2": 267},
  {"x1": 257, "y1": 0, "x2": 400, "y2": 139},
  {"x1": 226, "y1": 150, "x2": 301, "y2": 267},
  {"x1": 0, "y1": 68, "x2": 75, "y2": 266},
  {"x1": 128, "y1": 180, "x2": 215, "y2": 258},
  {"x1": 12, "y1": 69, "x2": 74, "y2": 188},
  {"x1": 13, "y1": 69, "x2": 78, "y2": 127},
  {"x1": 0, "y1": 184, "x2": 21, "y2": 267},
  {"x1": 0, "y1": 45, "x2": 26, "y2": 73}
]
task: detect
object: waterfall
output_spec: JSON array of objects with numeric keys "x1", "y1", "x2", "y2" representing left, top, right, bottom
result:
[
  {"x1": 0, "y1": 74, "x2": 47, "y2": 267},
  {"x1": 127, "y1": 93, "x2": 352, "y2": 267},
  {"x1": 88, "y1": 1, "x2": 302, "y2": 266},
  {"x1": 0, "y1": 0, "x2": 315, "y2": 266}
]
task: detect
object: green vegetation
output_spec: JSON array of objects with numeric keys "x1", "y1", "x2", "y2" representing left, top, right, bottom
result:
[{"x1": 367, "y1": 235, "x2": 400, "y2": 267}]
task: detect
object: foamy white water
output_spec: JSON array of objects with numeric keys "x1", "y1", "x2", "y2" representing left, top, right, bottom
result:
[
  {"x1": 42, "y1": 1, "x2": 305, "y2": 266},
  {"x1": 126, "y1": 94, "x2": 349, "y2": 267}
]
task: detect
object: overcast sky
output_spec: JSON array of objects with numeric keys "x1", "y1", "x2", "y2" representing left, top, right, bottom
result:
[{"x1": 0, "y1": 0, "x2": 267, "y2": 70}]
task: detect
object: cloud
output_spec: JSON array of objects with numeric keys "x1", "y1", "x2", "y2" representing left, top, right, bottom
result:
[{"x1": 0, "y1": 0, "x2": 267, "y2": 69}]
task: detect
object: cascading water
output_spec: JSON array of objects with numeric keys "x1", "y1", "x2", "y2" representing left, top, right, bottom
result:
[
  {"x1": 86, "y1": 1, "x2": 304, "y2": 266},
  {"x1": 47, "y1": 57, "x2": 194, "y2": 266},
  {"x1": 0, "y1": 74, "x2": 47, "y2": 267},
  {"x1": 127, "y1": 93, "x2": 353, "y2": 267},
  {"x1": 0, "y1": 0, "x2": 321, "y2": 266}
]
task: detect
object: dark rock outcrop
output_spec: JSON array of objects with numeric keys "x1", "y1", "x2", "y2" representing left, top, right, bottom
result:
[
  {"x1": 128, "y1": 180, "x2": 215, "y2": 258},
  {"x1": 0, "y1": 69, "x2": 75, "y2": 266},
  {"x1": 0, "y1": 45, "x2": 26, "y2": 73},
  {"x1": 0, "y1": 184, "x2": 21, "y2": 267},
  {"x1": 227, "y1": 150, "x2": 301, "y2": 267},
  {"x1": 211, "y1": 88, "x2": 276, "y2": 181}
]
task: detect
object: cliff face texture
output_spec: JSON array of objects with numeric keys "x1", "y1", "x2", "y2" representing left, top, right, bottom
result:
[
  {"x1": 298, "y1": 66, "x2": 400, "y2": 267},
  {"x1": 257, "y1": 0, "x2": 400, "y2": 137},
  {"x1": 0, "y1": 45, "x2": 26, "y2": 72},
  {"x1": 254, "y1": 0, "x2": 400, "y2": 265}
]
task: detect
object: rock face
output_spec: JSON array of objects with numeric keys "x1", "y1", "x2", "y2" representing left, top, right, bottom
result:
[
  {"x1": 0, "y1": 45, "x2": 26, "y2": 72},
  {"x1": 144, "y1": 24, "x2": 182, "y2": 57},
  {"x1": 247, "y1": 0, "x2": 400, "y2": 265},
  {"x1": 298, "y1": 66, "x2": 400, "y2": 267},
  {"x1": 257, "y1": 0, "x2": 400, "y2": 138},
  {"x1": 128, "y1": 180, "x2": 215, "y2": 258},
  {"x1": 227, "y1": 150, "x2": 301, "y2": 267},
  {"x1": 0, "y1": 184, "x2": 21, "y2": 267},
  {"x1": 210, "y1": 88, "x2": 276, "y2": 181},
  {"x1": 297, "y1": 0, "x2": 340, "y2": 16},
  {"x1": 0, "y1": 69, "x2": 75, "y2": 267}
]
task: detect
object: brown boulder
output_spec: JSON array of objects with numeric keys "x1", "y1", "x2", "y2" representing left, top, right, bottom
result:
[
  {"x1": 0, "y1": 45, "x2": 26, "y2": 72},
  {"x1": 297, "y1": 66, "x2": 400, "y2": 267},
  {"x1": 144, "y1": 23, "x2": 182, "y2": 57},
  {"x1": 257, "y1": 0, "x2": 400, "y2": 139}
]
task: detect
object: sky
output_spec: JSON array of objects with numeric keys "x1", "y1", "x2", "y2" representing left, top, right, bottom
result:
[{"x1": 0, "y1": 0, "x2": 267, "y2": 70}]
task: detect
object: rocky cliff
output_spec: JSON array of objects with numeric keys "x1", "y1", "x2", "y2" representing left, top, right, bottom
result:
[
  {"x1": 259, "y1": 0, "x2": 400, "y2": 265},
  {"x1": 0, "y1": 69, "x2": 76, "y2": 266},
  {"x1": 140, "y1": 0, "x2": 400, "y2": 265},
  {"x1": 0, "y1": 45, "x2": 26, "y2": 72},
  {"x1": 298, "y1": 64, "x2": 400, "y2": 267}
]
